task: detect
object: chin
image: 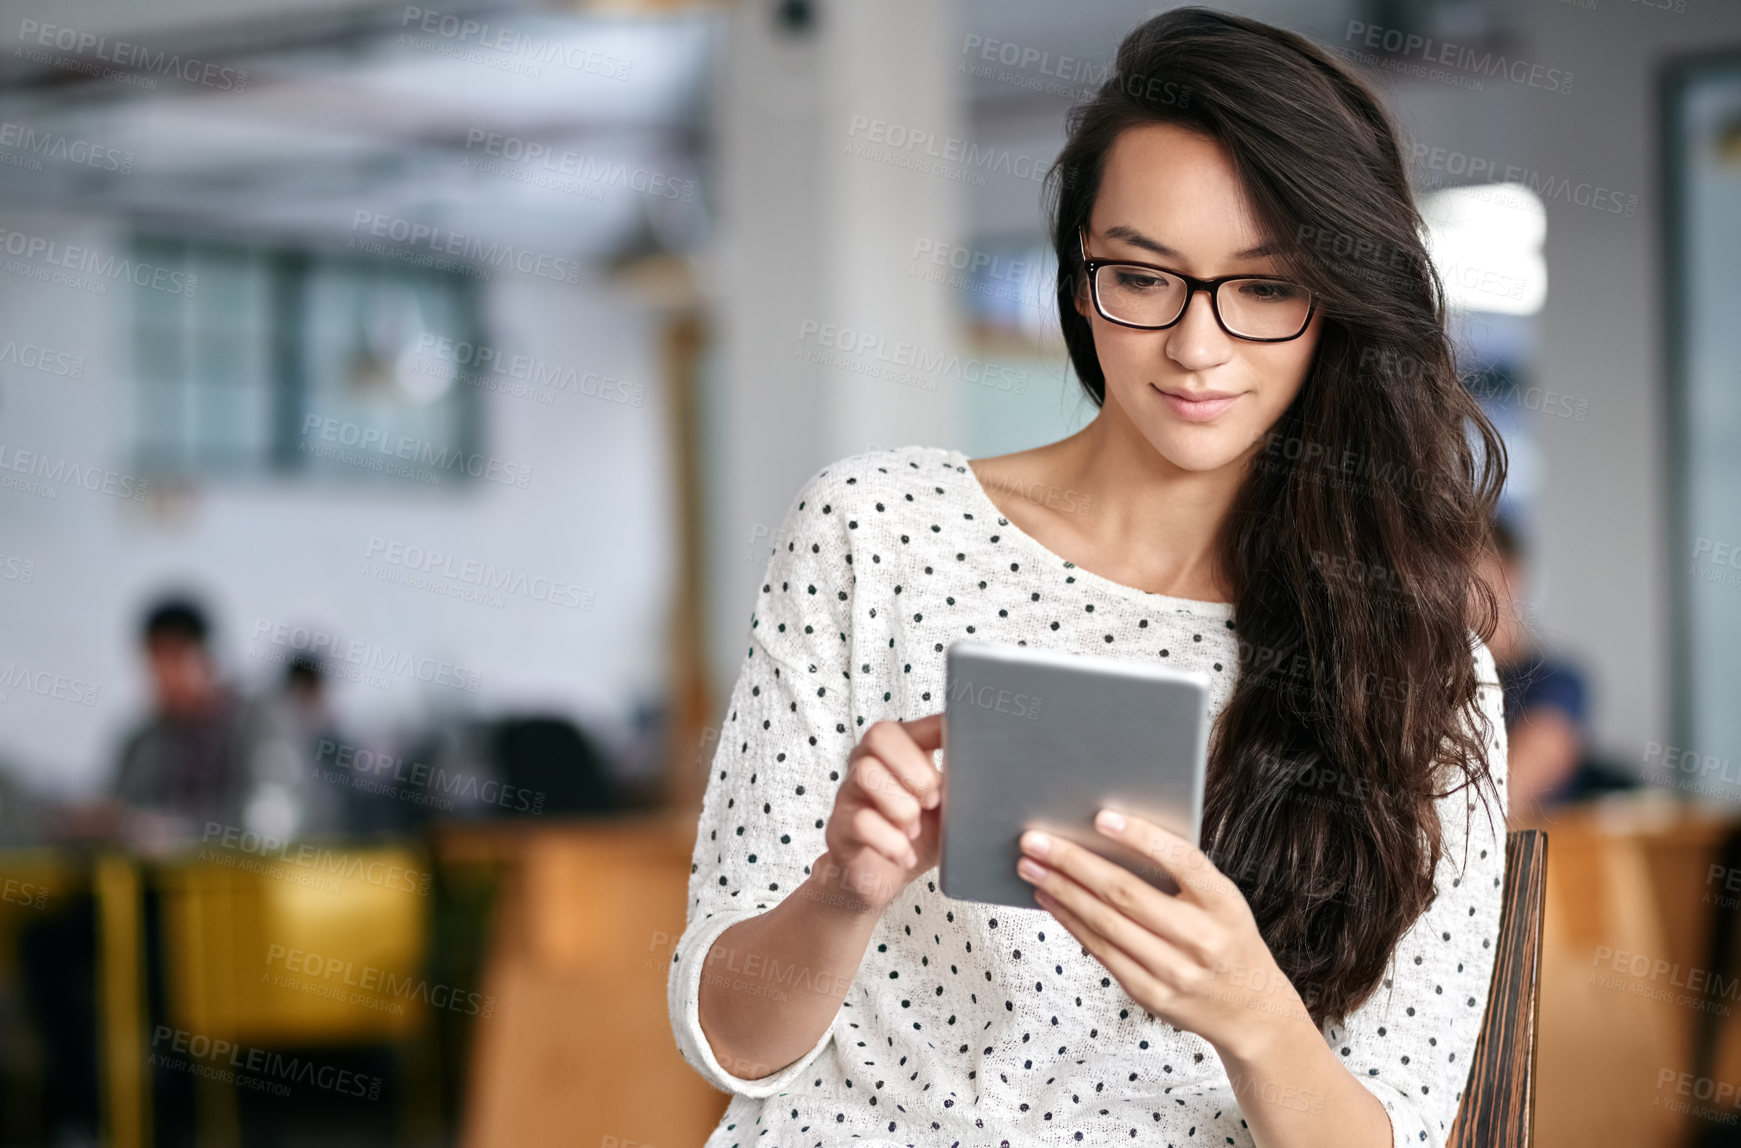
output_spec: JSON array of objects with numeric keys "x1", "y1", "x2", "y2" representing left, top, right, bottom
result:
[{"x1": 1135, "y1": 423, "x2": 1255, "y2": 474}]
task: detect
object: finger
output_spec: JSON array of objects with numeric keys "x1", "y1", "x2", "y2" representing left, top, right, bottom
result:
[
  {"x1": 860, "y1": 720, "x2": 944, "y2": 810},
  {"x1": 1017, "y1": 856, "x2": 1191, "y2": 981},
  {"x1": 849, "y1": 757, "x2": 923, "y2": 835},
  {"x1": 841, "y1": 805, "x2": 918, "y2": 870},
  {"x1": 1034, "y1": 888, "x2": 1173, "y2": 1010},
  {"x1": 1093, "y1": 809, "x2": 1233, "y2": 906},
  {"x1": 905, "y1": 713, "x2": 947, "y2": 801},
  {"x1": 1019, "y1": 830, "x2": 1206, "y2": 946},
  {"x1": 899, "y1": 711, "x2": 944, "y2": 753}
]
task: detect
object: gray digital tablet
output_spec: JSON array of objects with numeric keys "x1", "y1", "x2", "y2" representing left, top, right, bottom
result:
[{"x1": 939, "y1": 639, "x2": 1211, "y2": 909}]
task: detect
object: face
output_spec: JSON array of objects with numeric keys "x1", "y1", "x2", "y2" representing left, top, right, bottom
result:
[
  {"x1": 146, "y1": 635, "x2": 215, "y2": 716},
  {"x1": 1475, "y1": 551, "x2": 1526, "y2": 663},
  {"x1": 1076, "y1": 121, "x2": 1324, "y2": 474}
]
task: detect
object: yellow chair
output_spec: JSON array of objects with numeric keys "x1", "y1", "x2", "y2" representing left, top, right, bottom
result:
[
  {"x1": 152, "y1": 841, "x2": 436, "y2": 1144},
  {"x1": 158, "y1": 842, "x2": 430, "y2": 1042}
]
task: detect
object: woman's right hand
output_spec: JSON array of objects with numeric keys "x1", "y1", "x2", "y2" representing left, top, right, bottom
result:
[{"x1": 816, "y1": 713, "x2": 945, "y2": 916}]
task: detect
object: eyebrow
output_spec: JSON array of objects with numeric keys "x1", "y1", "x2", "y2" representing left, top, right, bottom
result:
[{"x1": 1101, "y1": 224, "x2": 1281, "y2": 262}]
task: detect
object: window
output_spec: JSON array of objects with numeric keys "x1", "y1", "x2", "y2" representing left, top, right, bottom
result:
[{"x1": 131, "y1": 235, "x2": 482, "y2": 485}]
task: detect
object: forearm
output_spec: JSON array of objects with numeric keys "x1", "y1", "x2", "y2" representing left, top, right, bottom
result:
[
  {"x1": 1215, "y1": 1008, "x2": 1393, "y2": 1148},
  {"x1": 696, "y1": 851, "x2": 882, "y2": 1080}
]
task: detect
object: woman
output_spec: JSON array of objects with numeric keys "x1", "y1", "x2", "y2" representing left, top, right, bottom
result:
[{"x1": 669, "y1": 9, "x2": 1509, "y2": 1147}]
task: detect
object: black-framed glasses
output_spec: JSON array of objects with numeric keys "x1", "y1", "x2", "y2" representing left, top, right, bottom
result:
[{"x1": 1077, "y1": 228, "x2": 1316, "y2": 342}]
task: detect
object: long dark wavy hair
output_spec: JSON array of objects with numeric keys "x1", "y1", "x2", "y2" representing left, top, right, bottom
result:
[{"x1": 1044, "y1": 8, "x2": 1507, "y2": 1027}]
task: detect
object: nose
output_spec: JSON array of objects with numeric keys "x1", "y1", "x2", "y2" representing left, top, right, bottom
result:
[{"x1": 1164, "y1": 286, "x2": 1234, "y2": 373}]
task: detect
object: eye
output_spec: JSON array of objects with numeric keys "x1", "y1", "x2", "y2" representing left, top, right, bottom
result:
[
  {"x1": 1111, "y1": 268, "x2": 1172, "y2": 292},
  {"x1": 1234, "y1": 279, "x2": 1304, "y2": 304}
]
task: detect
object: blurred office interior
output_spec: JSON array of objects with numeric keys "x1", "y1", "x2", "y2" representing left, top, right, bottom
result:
[{"x1": 0, "y1": 0, "x2": 1738, "y2": 1144}]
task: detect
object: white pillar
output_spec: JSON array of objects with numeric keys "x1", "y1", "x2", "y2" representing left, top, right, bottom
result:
[{"x1": 705, "y1": 0, "x2": 966, "y2": 689}]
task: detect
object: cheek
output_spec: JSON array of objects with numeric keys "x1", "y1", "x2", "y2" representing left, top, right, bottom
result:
[
  {"x1": 1247, "y1": 338, "x2": 1320, "y2": 411},
  {"x1": 1088, "y1": 319, "x2": 1153, "y2": 377},
  {"x1": 1257, "y1": 347, "x2": 1315, "y2": 397}
]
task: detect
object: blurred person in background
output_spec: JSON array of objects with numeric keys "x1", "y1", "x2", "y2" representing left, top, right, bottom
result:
[
  {"x1": 272, "y1": 653, "x2": 353, "y2": 836},
  {"x1": 1478, "y1": 515, "x2": 1592, "y2": 819},
  {"x1": 56, "y1": 595, "x2": 309, "y2": 852}
]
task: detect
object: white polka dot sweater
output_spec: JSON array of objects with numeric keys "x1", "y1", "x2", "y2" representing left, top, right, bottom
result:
[{"x1": 668, "y1": 444, "x2": 1509, "y2": 1148}]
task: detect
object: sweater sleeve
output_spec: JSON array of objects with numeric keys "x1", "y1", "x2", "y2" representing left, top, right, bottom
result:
[
  {"x1": 667, "y1": 464, "x2": 862, "y2": 1097},
  {"x1": 1330, "y1": 636, "x2": 1511, "y2": 1148}
]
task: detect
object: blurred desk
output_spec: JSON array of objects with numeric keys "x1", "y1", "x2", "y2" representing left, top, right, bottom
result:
[
  {"x1": 436, "y1": 813, "x2": 727, "y2": 1148},
  {"x1": 1522, "y1": 792, "x2": 1741, "y2": 1147}
]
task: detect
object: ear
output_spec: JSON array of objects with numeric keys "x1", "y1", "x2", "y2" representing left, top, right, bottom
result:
[{"x1": 1070, "y1": 271, "x2": 1093, "y2": 323}]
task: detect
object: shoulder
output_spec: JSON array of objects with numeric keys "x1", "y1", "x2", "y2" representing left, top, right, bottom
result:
[
  {"x1": 1466, "y1": 632, "x2": 1505, "y2": 741},
  {"x1": 785, "y1": 444, "x2": 962, "y2": 508},
  {"x1": 751, "y1": 445, "x2": 959, "y2": 654},
  {"x1": 1469, "y1": 631, "x2": 1500, "y2": 688},
  {"x1": 1459, "y1": 631, "x2": 1510, "y2": 826},
  {"x1": 771, "y1": 444, "x2": 966, "y2": 542},
  {"x1": 1506, "y1": 653, "x2": 1588, "y2": 720},
  {"x1": 751, "y1": 444, "x2": 965, "y2": 645}
]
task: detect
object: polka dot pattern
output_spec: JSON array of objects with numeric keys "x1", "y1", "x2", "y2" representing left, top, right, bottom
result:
[{"x1": 669, "y1": 445, "x2": 1509, "y2": 1148}]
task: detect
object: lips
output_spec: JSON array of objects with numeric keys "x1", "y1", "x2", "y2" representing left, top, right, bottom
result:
[{"x1": 1153, "y1": 383, "x2": 1242, "y2": 422}]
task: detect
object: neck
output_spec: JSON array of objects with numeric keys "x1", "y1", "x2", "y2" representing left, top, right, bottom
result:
[{"x1": 1047, "y1": 404, "x2": 1251, "y2": 601}]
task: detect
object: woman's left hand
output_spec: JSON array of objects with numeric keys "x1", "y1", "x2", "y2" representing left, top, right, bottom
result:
[{"x1": 1016, "y1": 809, "x2": 1311, "y2": 1061}]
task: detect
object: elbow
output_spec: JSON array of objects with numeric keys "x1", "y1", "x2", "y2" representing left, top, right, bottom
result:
[{"x1": 665, "y1": 913, "x2": 777, "y2": 1095}]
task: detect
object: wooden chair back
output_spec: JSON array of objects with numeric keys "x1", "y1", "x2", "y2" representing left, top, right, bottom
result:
[{"x1": 1447, "y1": 828, "x2": 1548, "y2": 1148}]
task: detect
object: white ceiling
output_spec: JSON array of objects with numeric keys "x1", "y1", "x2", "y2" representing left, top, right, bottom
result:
[{"x1": 0, "y1": 1, "x2": 721, "y2": 260}]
